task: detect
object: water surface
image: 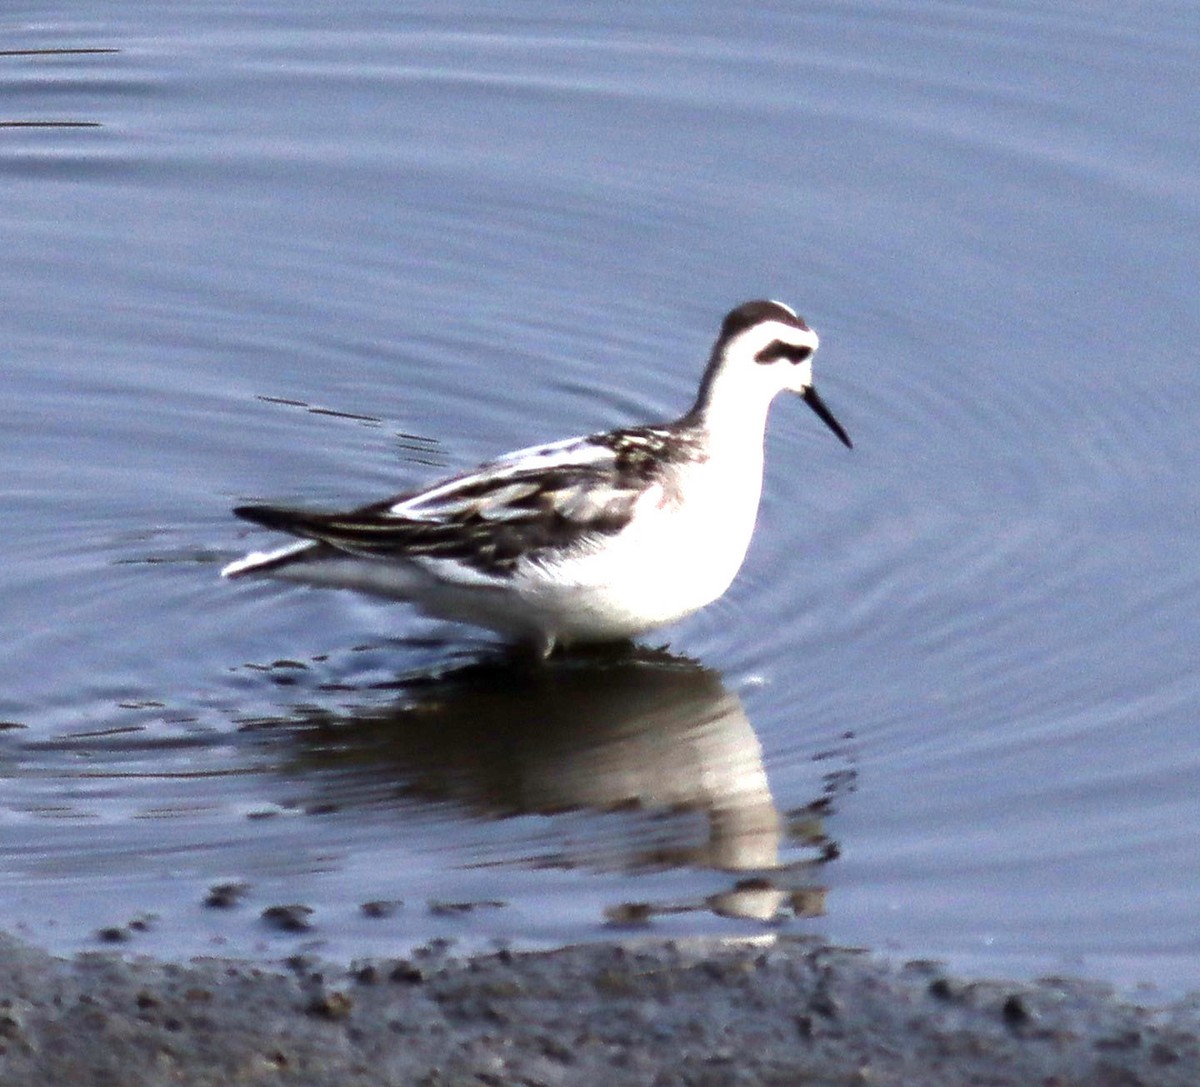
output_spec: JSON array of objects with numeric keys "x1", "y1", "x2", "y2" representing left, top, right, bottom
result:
[{"x1": 2, "y1": 1, "x2": 1198, "y2": 991}]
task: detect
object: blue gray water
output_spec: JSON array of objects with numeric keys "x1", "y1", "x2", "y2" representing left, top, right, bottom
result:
[{"x1": 2, "y1": 2, "x2": 1198, "y2": 991}]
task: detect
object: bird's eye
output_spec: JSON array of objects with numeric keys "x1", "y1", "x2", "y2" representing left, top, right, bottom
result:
[{"x1": 755, "y1": 341, "x2": 812, "y2": 364}]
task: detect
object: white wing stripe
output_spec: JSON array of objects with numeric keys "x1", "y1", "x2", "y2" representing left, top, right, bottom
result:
[{"x1": 387, "y1": 435, "x2": 616, "y2": 519}]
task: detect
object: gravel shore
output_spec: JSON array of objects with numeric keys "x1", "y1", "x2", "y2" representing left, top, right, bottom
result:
[{"x1": 1, "y1": 932, "x2": 1196, "y2": 1086}]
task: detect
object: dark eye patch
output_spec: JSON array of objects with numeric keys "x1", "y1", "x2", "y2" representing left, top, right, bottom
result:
[{"x1": 755, "y1": 340, "x2": 813, "y2": 364}]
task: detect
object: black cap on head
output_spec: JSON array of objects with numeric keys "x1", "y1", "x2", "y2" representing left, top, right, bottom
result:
[{"x1": 719, "y1": 300, "x2": 809, "y2": 342}]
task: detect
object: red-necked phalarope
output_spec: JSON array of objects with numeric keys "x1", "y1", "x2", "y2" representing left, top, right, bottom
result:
[{"x1": 222, "y1": 300, "x2": 851, "y2": 656}]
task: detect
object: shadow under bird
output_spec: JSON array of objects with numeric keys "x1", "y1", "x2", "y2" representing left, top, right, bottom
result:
[{"x1": 223, "y1": 300, "x2": 852, "y2": 656}]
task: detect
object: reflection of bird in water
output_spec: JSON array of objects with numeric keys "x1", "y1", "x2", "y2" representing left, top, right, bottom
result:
[
  {"x1": 224, "y1": 301, "x2": 850, "y2": 656},
  {"x1": 273, "y1": 647, "x2": 849, "y2": 924}
]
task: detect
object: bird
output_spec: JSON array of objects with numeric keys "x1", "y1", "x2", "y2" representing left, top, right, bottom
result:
[{"x1": 222, "y1": 300, "x2": 851, "y2": 657}]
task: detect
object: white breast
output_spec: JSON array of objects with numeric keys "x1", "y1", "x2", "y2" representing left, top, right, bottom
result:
[{"x1": 516, "y1": 445, "x2": 766, "y2": 642}]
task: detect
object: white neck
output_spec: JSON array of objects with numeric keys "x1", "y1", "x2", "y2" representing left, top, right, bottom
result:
[{"x1": 685, "y1": 356, "x2": 778, "y2": 469}]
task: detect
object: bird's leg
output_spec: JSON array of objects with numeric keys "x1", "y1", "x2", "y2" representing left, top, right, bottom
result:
[
  {"x1": 533, "y1": 631, "x2": 557, "y2": 661},
  {"x1": 506, "y1": 629, "x2": 557, "y2": 666}
]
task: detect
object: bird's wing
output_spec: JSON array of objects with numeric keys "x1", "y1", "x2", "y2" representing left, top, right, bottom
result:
[{"x1": 233, "y1": 429, "x2": 681, "y2": 578}]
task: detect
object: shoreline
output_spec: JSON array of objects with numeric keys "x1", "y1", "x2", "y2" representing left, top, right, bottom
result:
[{"x1": 2, "y1": 932, "x2": 1197, "y2": 1085}]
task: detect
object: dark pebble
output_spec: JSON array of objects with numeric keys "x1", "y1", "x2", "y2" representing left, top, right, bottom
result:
[
  {"x1": 603, "y1": 902, "x2": 654, "y2": 927},
  {"x1": 389, "y1": 961, "x2": 424, "y2": 985},
  {"x1": 928, "y1": 978, "x2": 955, "y2": 1001},
  {"x1": 1002, "y1": 994, "x2": 1032, "y2": 1026},
  {"x1": 360, "y1": 899, "x2": 402, "y2": 919},
  {"x1": 352, "y1": 964, "x2": 380, "y2": 985},
  {"x1": 261, "y1": 905, "x2": 314, "y2": 933},
  {"x1": 307, "y1": 992, "x2": 353, "y2": 1020},
  {"x1": 427, "y1": 899, "x2": 505, "y2": 916},
  {"x1": 204, "y1": 882, "x2": 250, "y2": 909}
]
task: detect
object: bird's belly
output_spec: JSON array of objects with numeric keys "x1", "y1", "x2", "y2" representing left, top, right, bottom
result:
[{"x1": 521, "y1": 489, "x2": 759, "y2": 641}]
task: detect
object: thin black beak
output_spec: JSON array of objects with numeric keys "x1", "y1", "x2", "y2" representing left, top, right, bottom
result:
[{"x1": 802, "y1": 386, "x2": 853, "y2": 448}]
